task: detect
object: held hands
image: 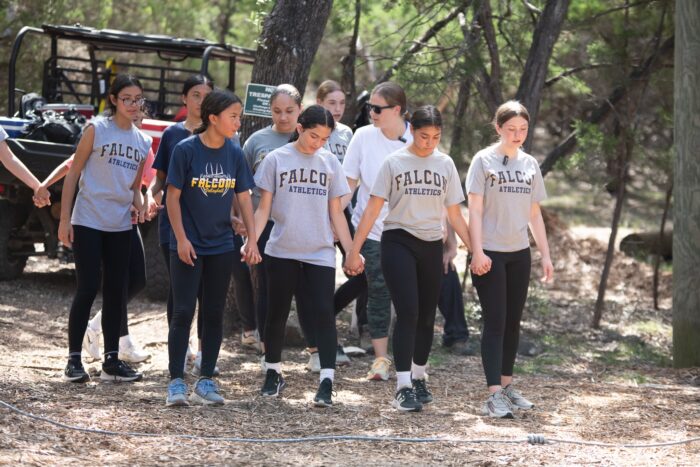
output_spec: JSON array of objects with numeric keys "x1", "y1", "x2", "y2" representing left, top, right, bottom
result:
[
  {"x1": 130, "y1": 204, "x2": 147, "y2": 224},
  {"x1": 343, "y1": 252, "x2": 365, "y2": 276},
  {"x1": 177, "y1": 238, "x2": 197, "y2": 266},
  {"x1": 145, "y1": 191, "x2": 162, "y2": 221},
  {"x1": 32, "y1": 185, "x2": 51, "y2": 208},
  {"x1": 541, "y1": 256, "x2": 554, "y2": 282},
  {"x1": 469, "y1": 251, "x2": 492, "y2": 276},
  {"x1": 241, "y1": 240, "x2": 262, "y2": 265}
]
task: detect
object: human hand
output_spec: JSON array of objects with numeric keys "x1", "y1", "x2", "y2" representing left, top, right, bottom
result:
[
  {"x1": 541, "y1": 256, "x2": 554, "y2": 282},
  {"x1": 177, "y1": 238, "x2": 197, "y2": 266},
  {"x1": 242, "y1": 240, "x2": 262, "y2": 265},
  {"x1": 33, "y1": 185, "x2": 51, "y2": 208},
  {"x1": 231, "y1": 216, "x2": 247, "y2": 236},
  {"x1": 58, "y1": 219, "x2": 73, "y2": 248},
  {"x1": 442, "y1": 249, "x2": 457, "y2": 275},
  {"x1": 470, "y1": 251, "x2": 492, "y2": 276},
  {"x1": 343, "y1": 252, "x2": 365, "y2": 276}
]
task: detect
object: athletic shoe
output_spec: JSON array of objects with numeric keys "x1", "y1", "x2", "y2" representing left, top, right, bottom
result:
[
  {"x1": 313, "y1": 378, "x2": 334, "y2": 408},
  {"x1": 261, "y1": 369, "x2": 285, "y2": 397},
  {"x1": 367, "y1": 357, "x2": 392, "y2": 381},
  {"x1": 306, "y1": 352, "x2": 321, "y2": 373},
  {"x1": 100, "y1": 358, "x2": 143, "y2": 382},
  {"x1": 391, "y1": 386, "x2": 423, "y2": 412},
  {"x1": 336, "y1": 345, "x2": 351, "y2": 366},
  {"x1": 82, "y1": 326, "x2": 101, "y2": 361},
  {"x1": 503, "y1": 384, "x2": 534, "y2": 410},
  {"x1": 190, "y1": 378, "x2": 224, "y2": 406},
  {"x1": 63, "y1": 359, "x2": 89, "y2": 383},
  {"x1": 165, "y1": 378, "x2": 189, "y2": 407},
  {"x1": 191, "y1": 352, "x2": 220, "y2": 377},
  {"x1": 412, "y1": 378, "x2": 433, "y2": 404},
  {"x1": 482, "y1": 390, "x2": 515, "y2": 418},
  {"x1": 241, "y1": 330, "x2": 260, "y2": 351},
  {"x1": 118, "y1": 337, "x2": 151, "y2": 363}
]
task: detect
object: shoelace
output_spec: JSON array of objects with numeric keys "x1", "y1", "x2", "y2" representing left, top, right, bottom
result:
[
  {"x1": 494, "y1": 391, "x2": 515, "y2": 411},
  {"x1": 170, "y1": 380, "x2": 187, "y2": 394},
  {"x1": 198, "y1": 379, "x2": 219, "y2": 394}
]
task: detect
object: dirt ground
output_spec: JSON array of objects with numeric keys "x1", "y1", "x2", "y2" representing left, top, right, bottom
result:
[{"x1": 1, "y1": 215, "x2": 699, "y2": 466}]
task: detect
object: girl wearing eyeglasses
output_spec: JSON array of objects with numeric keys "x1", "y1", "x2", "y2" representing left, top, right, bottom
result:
[
  {"x1": 341, "y1": 81, "x2": 412, "y2": 382},
  {"x1": 59, "y1": 74, "x2": 152, "y2": 384},
  {"x1": 466, "y1": 100, "x2": 553, "y2": 418},
  {"x1": 344, "y1": 106, "x2": 470, "y2": 412}
]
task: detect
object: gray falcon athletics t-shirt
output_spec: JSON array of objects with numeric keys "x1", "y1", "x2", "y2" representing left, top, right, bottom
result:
[
  {"x1": 324, "y1": 121, "x2": 353, "y2": 162},
  {"x1": 242, "y1": 126, "x2": 293, "y2": 209},
  {"x1": 254, "y1": 142, "x2": 351, "y2": 268},
  {"x1": 465, "y1": 144, "x2": 546, "y2": 252},
  {"x1": 371, "y1": 146, "x2": 465, "y2": 242}
]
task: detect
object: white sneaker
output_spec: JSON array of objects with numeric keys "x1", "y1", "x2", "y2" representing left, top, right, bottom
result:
[
  {"x1": 191, "y1": 352, "x2": 220, "y2": 377},
  {"x1": 306, "y1": 352, "x2": 321, "y2": 373},
  {"x1": 503, "y1": 384, "x2": 534, "y2": 410},
  {"x1": 118, "y1": 337, "x2": 151, "y2": 363},
  {"x1": 482, "y1": 390, "x2": 515, "y2": 418},
  {"x1": 82, "y1": 325, "x2": 101, "y2": 361}
]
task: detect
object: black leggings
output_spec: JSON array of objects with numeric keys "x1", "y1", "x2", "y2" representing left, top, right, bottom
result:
[
  {"x1": 381, "y1": 229, "x2": 443, "y2": 372},
  {"x1": 161, "y1": 242, "x2": 203, "y2": 339},
  {"x1": 471, "y1": 248, "x2": 531, "y2": 387},
  {"x1": 120, "y1": 225, "x2": 147, "y2": 337},
  {"x1": 251, "y1": 221, "x2": 273, "y2": 342},
  {"x1": 231, "y1": 234, "x2": 256, "y2": 332},
  {"x1": 68, "y1": 225, "x2": 131, "y2": 356},
  {"x1": 168, "y1": 251, "x2": 234, "y2": 379},
  {"x1": 264, "y1": 256, "x2": 337, "y2": 369}
]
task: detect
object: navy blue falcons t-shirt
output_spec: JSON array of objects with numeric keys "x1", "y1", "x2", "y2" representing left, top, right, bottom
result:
[{"x1": 166, "y1": 134, "x2": 254, "y2": 255}]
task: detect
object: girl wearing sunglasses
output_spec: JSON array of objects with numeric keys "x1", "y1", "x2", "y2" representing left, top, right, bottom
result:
[{"x1": 341, "y1": 81, "x2": 412, "y2": 382}]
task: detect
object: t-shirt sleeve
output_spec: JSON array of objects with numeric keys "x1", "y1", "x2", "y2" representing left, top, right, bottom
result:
[
  {"x1": 0, "y1": 127, "x2": 8, "y2": 143},
  {"x1": 233, "y1": 145, "x2": 255, "y2": 193},
  {"x1": 444, "y1": 159, "x2": 466, "y2": 206},
  {"x1": 369, "y1": 158, "x2": 393, "y2": 201},
  {"x1": 242, "y1": 136, "x2": 256, "y2": 173},
  {"x1": 531, "y1": 161, "x2": 547, "y2": 204},
  {"x1": 253, "y1": 152, "x2": 276, "y2": 194},
  {"x1": 152, "y1": 130, "x2": 171, "y2": 172},
  {"x1": 342, "y1": 133, "x2": 362, "y2": 180},
  {"x1": 328, "y1": 158, "x2": 351, "y2": 199},
  {"x1": 465, "y1": 155, "x2": 485, "y2": 196},
  {"x1": 166, "y1": 143, "x2": 188, "y2": 190}
]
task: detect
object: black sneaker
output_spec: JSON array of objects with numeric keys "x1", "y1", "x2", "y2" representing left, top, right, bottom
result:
[
  {"x1": 261, "y1": 369, "x2": 285, "y2": 397},
  {"x1": 63, "y1": 359, "x2": 89, "y2": 383},
  {"x1": 100, "y1": 358, "x2": 143, "y2": 382},
  {"x1": 391, "y1": 386, "x2": 423, "y2": 412},
  {"x1": 412, "y1": 378, "x2": 433, "y2": 404},
  {"x1": 313, "y1": 378, "x2": 334, "y2": 407}
]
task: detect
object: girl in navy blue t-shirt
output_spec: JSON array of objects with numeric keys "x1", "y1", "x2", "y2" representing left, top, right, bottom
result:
[{"x1": 164, "y1": 90, "x2": 260, "y2": 407}]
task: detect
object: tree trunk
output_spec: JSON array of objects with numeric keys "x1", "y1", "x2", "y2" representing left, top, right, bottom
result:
[
  {"x1": 340, "y1": 0, "x2": 361, "y2": 126},
  {"x1": 672, "y1": 0, "x2": 700, "y2": 368},
  {"x1": 240, "y1": 0, "x2": 334, "y2": 141},
  {"x1": 653, "y1": 180, "x2": 673, "y2": 310},
  {"x1": 514, "y1": 0, "x2": 571, "y2": 152},
  {"x1": 592, "y1": 134, "x2": 630, "y2": 329}
]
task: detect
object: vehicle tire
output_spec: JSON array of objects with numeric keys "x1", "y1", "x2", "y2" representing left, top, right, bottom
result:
[
  {"x1": 142, "y1": 223, "x2": 169, "y2": 301},
  {"x1": 0, "y1": 200, "x2": 28, "y2": 280}
]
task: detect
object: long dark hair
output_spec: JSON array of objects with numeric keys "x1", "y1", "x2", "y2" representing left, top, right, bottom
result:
[
  {"x1": 106, "y1": 74, "x2": 144, "y2": 116},
  {"x1": 194, "y1": 89, "x2": 242, "y2": 134},
  {"x1": 289, "y1": 104, "x2": 335, "y2": 142},
  {"x1": 270, "y1": 83, "x2": 302, "y2": 107}
]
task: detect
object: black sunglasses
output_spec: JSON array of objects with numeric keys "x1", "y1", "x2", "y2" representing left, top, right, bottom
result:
[{"x1": 366, "y1": 103, "x2": 395, "y2": 114}]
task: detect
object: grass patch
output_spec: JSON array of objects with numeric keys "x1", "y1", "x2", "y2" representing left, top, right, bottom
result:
[{"x1": 594, "y1": 337, "x2": 671, "y2": 367}]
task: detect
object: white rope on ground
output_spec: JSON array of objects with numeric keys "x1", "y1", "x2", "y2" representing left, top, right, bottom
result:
[{"x1": 2, "y1": 399, "x2": 700, "y2": 448}]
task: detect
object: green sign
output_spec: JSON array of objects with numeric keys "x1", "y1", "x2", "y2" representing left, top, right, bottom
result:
[{"x1": 244, "y1": 83, "x2": 276, "y2": 118}]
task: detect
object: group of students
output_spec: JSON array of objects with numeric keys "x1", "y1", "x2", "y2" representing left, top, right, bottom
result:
[{"x1": 0, "y1": 72, "x2": 552, "y2": 418}]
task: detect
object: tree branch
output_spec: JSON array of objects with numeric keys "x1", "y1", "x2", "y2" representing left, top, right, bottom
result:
[
  {"x1": 540, "y1": 34, "x2": 675, "y2": 176},
  {"x1": 544, "y1": 63, "x2": 615, "y2": 87}
]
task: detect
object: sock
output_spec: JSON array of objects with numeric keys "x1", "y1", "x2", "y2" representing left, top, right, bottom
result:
[
  {"x1": 104, "y1": 351, "x2": 118, "y2": 362},
  {"x1": 396, "y1": 371, "x2": 411, "y2": 390},
  {"x1": 411, "y1": 363, "x2": 427, "y2": 380},
  {"x1": 319, "y1": 368, "x2": 335, "y2": 382},
  {"x1": 119, "y1": 335, "x2": 131, "y2": 348},
  {"x1": 266, "y1": 361, "x2": 282, "y2": 374},
  {"x1": 68, "y1": 352, "x2": 81, "y2": 362}
]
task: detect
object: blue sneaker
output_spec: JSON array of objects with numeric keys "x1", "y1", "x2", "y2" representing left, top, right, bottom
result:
[
  {"x1": 190, "y1": 378, "x2": 225, "y2": 406},
  {"x1": 166, "y1": 378, "x2": 189, "y2": 407}
]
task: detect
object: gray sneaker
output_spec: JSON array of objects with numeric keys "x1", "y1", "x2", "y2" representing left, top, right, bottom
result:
[
  {"x1": 503, "y1": 384, "x2": 534, "y2": 410},
  {"x1": 481, "y1": 390, "x2": 514, "y2": 418},
  {"x1": 166, "y1": 378, "x2": 189, "y2": 407},
  {"x1": 190, "y1": 378, "x2": 225, "y2": 406}
]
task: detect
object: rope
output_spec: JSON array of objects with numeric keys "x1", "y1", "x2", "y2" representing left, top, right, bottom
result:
[{"x1": 2, "y1": 399, "x2": 699, "y2": 448}]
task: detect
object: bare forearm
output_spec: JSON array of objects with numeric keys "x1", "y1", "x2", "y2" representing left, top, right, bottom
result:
[
  {"x1": 41, "y1": 159, "x2": 71, "y2": 188},
  {"x1": 1, "y1": 150, "x2": 41, "y2": 191},
  {"x1": 60, "y1": 171, "x2": 80, "y2": 221},
  {"x1": 529, "y1": 215, "x2": 551, "y2": 259},
  {"x1": 447, "y1": 206, "x2": 471, "y2": 252},
  {"x1": 348, "y1": 196, "x2": 383, "y2": 255},
  {"x1": 468, "y1": 207, "x2": 484, "y2": 254},
  {"x1": 165, "y1": 189, "x2": 187, "y2": 243},
  {"x1": 331, "y1": 206, "x2": 353, "y2": 253},
  {"x1": 237, "y1": 192, "x2": 256, "y2": 240}
]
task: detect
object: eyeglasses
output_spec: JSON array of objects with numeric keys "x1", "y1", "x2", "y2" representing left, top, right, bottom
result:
[
  {"x1": 118, "y1": 97, "x2": 146, "y2": 107},
  {"x1": 366, "y1": 103, "x2": 395, "y2": 114}
]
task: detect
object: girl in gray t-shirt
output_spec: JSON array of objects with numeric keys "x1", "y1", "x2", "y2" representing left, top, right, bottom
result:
[
  {"x1": 344, "y1": 106, "x2": 472, "y2": 412},
  {"x1": 249, "y1": 105, "x2": 353, "y2": 407},
  {"x1": 464, "y1": 100, "x2": 553, "y2": 419},
  {"x1": 58, "y1": 74, "x2": 151, "y2": 385}
]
